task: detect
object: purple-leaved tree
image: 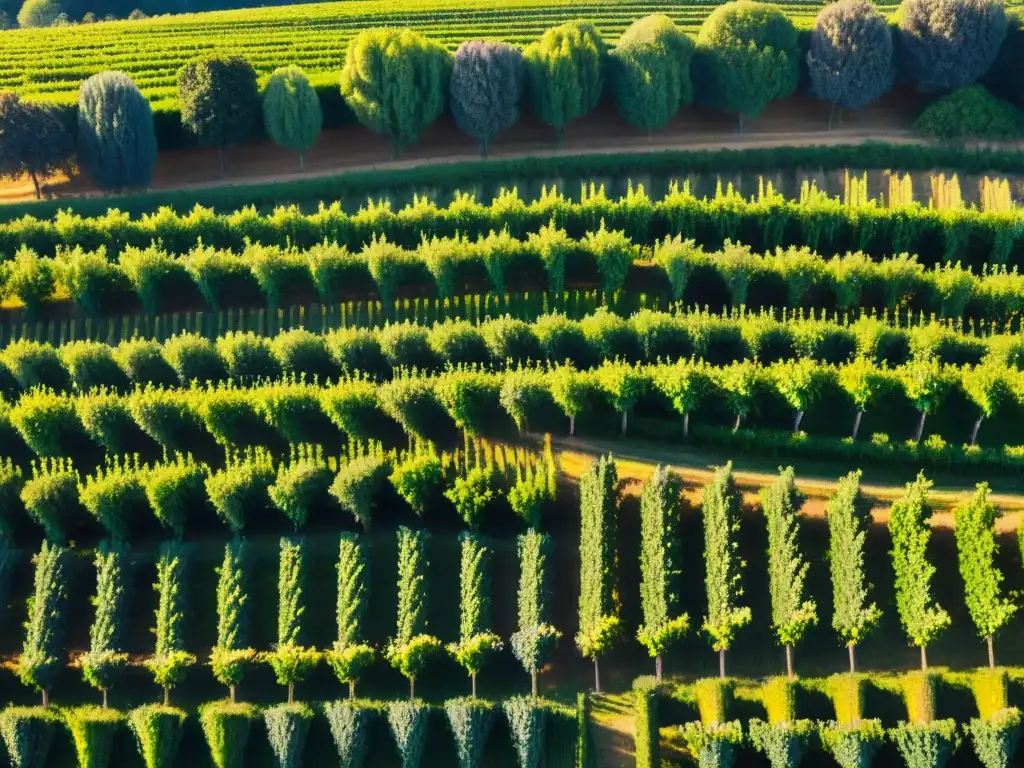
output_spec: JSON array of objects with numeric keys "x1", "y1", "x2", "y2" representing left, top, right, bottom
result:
[{"x1": 450, "y1": 40, "x2": 524, "y2": 158}]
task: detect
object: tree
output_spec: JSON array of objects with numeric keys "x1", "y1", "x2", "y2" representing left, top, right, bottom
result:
[
  {"x1": 510, "y1": 530, "x2": 560, "y2": 697},
  {"x1": 702, "y1": 462, "x2": 751, "y2": 678},
  {"x1": 80, "y1": 540, "x2": 131, "y2": 708},
  {"x1": 210, "y1": 539, "x2": 257, "y2": 702},
  {"x1": 900, "y1": 359, "x2": 953, "y2": 443},
  {"x1": 523, "y1": 22, "x2": 606, "y2": 143},
  {"x1": 148, "y1": 541, "x2": 195, "y2": 706},
  {"x1": 595, "y1": 361, "x2": 648, "y2": 436},
  {"x1": 637, "y1": 466, "x2": 688, "y2": 681},
  {"x1": 77, "y1": 71, "x2": 156, "y2": 190},
  {"x1": 340, "y1": 27, "x2": 451, "y2": 156},
  {"x1": 267, "y1": 536, "x2": 319, "y2": 704},
  {"x1": 838, "y1": 359, "x2": 893, "y2": 440},
  {"x1": 954, "y1": 484, "x2": 1016, "y2": 668},
  {"x1": 962, "y1": 364, "x2": 1009, "y2": 446},
  {"x1": 611, "y1": 14, "x2": 694, "y2": 134},
  {"x1": 827, "y1": 471, "x2": 881, "y2": 672},
  {"x1": 656, "y1": 360, "x2": 714, "y2": 438},
  {"x1": 721, "y1": 360, "x2": 759, "y2": 432},
  {"x1": 325, "y1": 533, "x2": 375, "y2": 698},
  {"x1": 806, "y1": 0, "x2": 895, "y2": 123},
  {"x1": 448, "y1": 533, "x2": 503, "y2": 698},
  {"x1": 694, "y1": 0, "x2": 800, "y2": 131},
  {"x1": 17, "y1": 0, "x2": 59, "y2": 27},
  {"x1": 178, "y1": 55, "x2": 260, "y2": 176},
  {"x1": 772, "y1": 359, "x2": 829, "y2": 434},
  {"x1": 18, "y1": 541, "x2": 68, "y2": 706},
  {"x1": 450, "y1": 40, "x2": 523, "y2": 158},
  {"x1": 761, "y1": 467, "x2": 816, "y2": 678},
  {"x1": 899, "y1": 0, "x2": 1006, "y2": 92},
  {"x1": 576, "y1": 455, "x2": 621, "y2": 693},
  {"x1": 261, "y1": 66, "x2": 322, "y2": 171},
  {"x1": 889, "y1": 473, "x2": 950, "y2": 670},
  {"x1": 0, "y1": 93, "x2": 71, "y2": 198}
]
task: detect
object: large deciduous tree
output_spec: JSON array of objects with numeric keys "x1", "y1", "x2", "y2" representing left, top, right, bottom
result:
[
  {"x1": 77, "y1": 71, "x2": 157, "y2": 190},
  {"x1": 17, "y1": 0, "x2": 60, "y2": 28},
  {"x1": 611, "y1": 14, "x2": 694, "y2": 134},
  {"x1": 340, "y1": 27, "x2": 451, "y2": 156},
  {"x1": 0, "y1": 93, "x2": 71, "y2": 198},
  {"x1": 524, "y1": 22, "x2": 606, "y2": 144},
  {"x1": 450, "y1": 40, "x2": 523, "y2": 158},
  {"x1": 178, "y1": 55, "x2": 260, "y2": 176},
  {"x1": 899, "y1": 0, "x2": 1007, "y2": 92},
  {"x1": 694, "y1": 0, "x2": 800, "y2": 131},
  {"x1": 807, "y1": 0, "x2": 895, "y2": 123},
  {"x1": 262, "y1": 66, "x2": 322, "y2": 171}
]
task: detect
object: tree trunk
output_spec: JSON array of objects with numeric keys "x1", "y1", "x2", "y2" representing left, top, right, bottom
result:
[
  {"x1": 987, "y1": 636, "x2": 995, "y2": 669},
  {"x1": 298, "y1": 152, "x2": 305, "y2": 172},
  {"x1": 621, "y1": 410, "x2": 628, "y2": 436},
  {"x1": 569, "y1": 415, "x2": 575, "y2": 436},
  {"x1": 471, "y1": 673, "x2": 477, "y2": 699},
  {"x1": 41, "y1": 689, "x2": 48, "y2": 708},
  {"x1": 349, "y1": 679, "x2": 356, "y2": 699},
  {"x1": 409, "y1": 676, "x2": 415, "y2": 700},
  {"x1": 719, "y1": 648, "x2": 726, "y2": 679},
  {"x1": 828, "y1": 103, "x2": 836, "y2": 132},
  {"x1": 683, "y1": 411, "x2": 690, "y2": 438},
  {"x1": 655, "y1": 656, "x2": 663, "y2": 682},
  {"x1": 593, "y1": 656, "x2": 601, "y2": 694},
  {"x1": 163, "y1": 686, "x2": 170, "y2": 706},
  {"x1": 793, "y1": 410, "x2": 804, "y2": 434},
  {"x1": 737, "y1": 114, "x2": 744, "y2": 134},
  {"x1": 288, "y1": 682, "x2": 295, "y2": 704},
  {"x1": 29, "y1": 170, "x2": 41, "y2": 199},
  {"x1": 920, "y1": 644, "x2": 928, "y2": 671},
  {"x1": 230, "y1": 684, "x2": 236, "y2": 703},
  {"x1": 914, "y1": 410, "x2": 927, "y2": 443},
  {"x1": 970, "y1": 415, "x2": 984, "y2": 446},
  {"x1": 217, "y1": 146, "x2": 225, "y2": 178},
  {"x1": 480, "y1": 139, "x2": 489, "y2": 160},
  {"x1": 733, "y1": 413, "x2": 742, "y2": 433},
  {"x1": 785, "y1": 645, "x2": 794, "y2": 679},
  {"x1": 852, "y1": 410, "x2": 863, "y2": 440},
  {"x1": 848, "y1": 643, "x2": 856, "y2": 673},
  {"x1": 102, "y1": 688, "x2": 108, "y2": 709},
  {"x1": 531, "y1": 670, "x2": 538, "y2": 698}
]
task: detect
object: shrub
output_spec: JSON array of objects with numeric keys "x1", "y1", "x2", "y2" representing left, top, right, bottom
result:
[
  {"x1": 680, "y1": 720, "x2": 744, "y2": 768},
  {"x1": 327, "y1": 329, "x2": 389, "y2": 379},
  {"x1": 263, "y1": 703, "x2": 313, "y2": 768},
  {"x1": 889, "y1": 720, "x2": 960, "y2": 768},
  {"x1": 913, "y1": 86, "x2": 1021, "y2": 140},
  {"x1": 262, "y1": 66, "x2": 322, "y2": 170},
  {"x1": 205, "y1": 450, "x2": 276, "y2": 533},
  {"x1": 271, "y1": 329, "x2": 339, "y2": 382},
  {"x1": 2, "y1": 339, "x2": 70, "y2": 391},
  {"x1": 378, "y1": 376, "x2": 446, "y2": 438},
  {"x1": 387, "y1": 700, "x2": 428, "y2": 768},
  {"x1": 899, "y1": 0, "x2": 1006, "y2": 92},
  {"x1": 144, "y1": 454, "x2": 206, "y2": 536},
  {"x1": 969, "y1": 708, "x2": 1022, "y2": 768},
  {"x1": 4, "y1": 249, "x2": 55, "y2": 322},
  {"x1": 749, "y1": 719, "x2": 816, "y2": 768},
  {"x1": 0, "y1": 707, "x2": 59, "y2": 768},
  {"x1": 482, "y1": 316, "x2": 541, "y2": 363},
  {"x1": 0, "y1": 459, "x2": 24, "y2": 538},
  {"x1": 63, "y1": 706, "x2": 124, "y2": 768},
  {"x1": 185, "y1": 246, "x2": 259, "y2": 311},
  {"x1": 325, "y1": 700, "x2": 372, "y2": 768},
  {"x1": 611, "y1": 15, "x2": 694, "y2": 132},
  {"x1": 450, "y1": 41, "x2": 523, "y2": 157},
  {"x1": 0, "y1": 94, "x2": 71, "y2": 199},
  {"x1": 807, "y1": 0, "x2": 895, "y2": 112},
  {"x1": 198, "y1": 701, "x2": 257, "y2": 768},
  {"x1": 378, "y1": 323, "x2": 439, "y2": 371},
  {"x1": 390, "y1": 452, "x2": 442, "y2": 515},
  {"x1": 524, "y1": 22, "x2": 606, "y2": 141},
  {"x1": 269, "y1": 449, "x2": 332, "y2": 531},
  {"x1": 340, "y1": 28, "x2": 451, "y2": 154},
  {"x1": 445, "y1": 698, "x2": 496, "y2": 768},
  {"x1": 504, "y1": 697, "x2": 545, "y2": 768},
  {"x1": 216, "y1": 332, "x2": 281, "y2": 381},
  {"x1": 76, "y1": 71, "x2": 156, "y2": 190},
  {"x1": 59, "y1": 248, "x2": 133, "y2": 316},
  {"x1": 330, "y1": 454, "x2": 389, "y2": 531},
  {"x1": 61, "y1": 342, "x2": 129, "y2": 393},
  {"x1": 819, "y1": 720, "x2": 885, "y2": 768},
  {"x1": 20, "y1": 459, "x2": 78, "y2": 542},
  {"x1": 429, "y1": 321, "x2": 489, "y2": 366},
  {"x1": 445, "y1": 466, "x2": 495, "y2": 529},
  {"x1": 130, "y1": 388, "x2": 202, "y2": 453},
  {"x1": 128, "y1": 705, "x2": 187, "y2": 768},
  {"x1": 11, "y1": 390, "x2": 86, "y2": 459},
  {"x1": 115, "y1": 339, "x2": 177, "y2": 388},
  {"x1": 163, "y1": 333, "x2": 227, "y2": 384}
]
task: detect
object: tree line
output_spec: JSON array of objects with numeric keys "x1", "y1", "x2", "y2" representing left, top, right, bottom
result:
[{"x1": 0, "y1": 0, "x2": 1013, "y2": 196}]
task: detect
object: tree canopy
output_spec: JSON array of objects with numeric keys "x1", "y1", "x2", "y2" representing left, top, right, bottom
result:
[
  {"x1": 178, "y1": 54, "x2": 260, "y2": 171},
  {"x1": 450, "y1": 40, "x2": 523, "y2": 157},
  {"x1": 0, "y1": 93, "x2": 71, "y2": 198},
  {"x1": 262, "y1": 66, "x2": 322, "y2": 170}
]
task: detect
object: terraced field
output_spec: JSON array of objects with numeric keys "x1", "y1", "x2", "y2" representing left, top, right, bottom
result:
[{"x1": 0, "y1": 0, "x2": 903, "y2": 106}]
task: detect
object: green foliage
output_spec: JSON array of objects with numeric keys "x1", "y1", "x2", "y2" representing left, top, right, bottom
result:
[
  {"x1": 269, "y1": 447, "x2": 332, "y2": 531},
  {"x1": 611, "y1": 14, "x2": 694, "y2": 132},
  {"x1": 445, "y1": 698, "x2": 495, "y2": 768},
  {"x1": 325, "y1": 700, "x2": 372, "y2": 768},
  {"x1": 178, "y1": 55, "x2": 260, "y2": 151},
  {"x1": 340, "y1": 28, "x2": 451, "y2": 153},
  {"x1": 904, "y1": 671, "x2": 940, "y2": 724},
  {"x1": 444, "y1": 467, "x2": 495, "y2": 529},
  {"x1": 20, "y1": 458, "x2": 78, "y2": 543},
  {"x1": 969, "y1": 708, "x2": 1022, "y2": 768},
  {"x1": 268, "y1": 536, "x2": 319, "y2": 695},
  {"x1": 761, "y1": 467, "x2": 816, "y2": 649},
  {"x1": 326, "y1": 533, "x2": 375, "y2": 692},
  {"x1": 680, "y1": 720, "x2": 745, "y2": 768},
  {"x1": 0, "y1": 707, "x2": 58, "y2": 768},
  {"x1": 696, "y1": 678, "x2": 734, "y2": 725},
  {"x1": 80, "y1": 540, "x2": 131, "y2": 697},
  {"x1": 330, "y1": 453, "x2": 389, "y2": 531},
  {"x1": 205, "y1": 449, "x2": 276, "y2": 534},
  {"x1": 390, "y1": 452, "x2": 442, "y2": 516},
  {"x1": 973, "y1": 669, "x2": 1010, "y2": 719},
  {"x1": 198, "y1": 701, "x2": 257, "y2": 768},
  {"x1": 144, "y1": 454, "x2": 206, "y2": 537},
  {"x1": 819, "y1": 720, "x2": 886, "y2": 768},
  {"x1": 954, "y1": 484, "x2": 1017, "y2": 645},
  {"x1": 504, "y1": 696, "x2": 546, "y2": 768},
  {"x1": 827, "y1": 471, "x2": 881, "y2": 646},
  {"x1": 760, "y1": 677, "x2": 797, "y2": 724},
  {"x1": 576, "y1": 455, "x2": 622, "y2": 659},
  {"x1": 262, "y1": 66, "x2": 322, "y2": 168},
  {"x1": 11, "y1": 390, "x2": 81, "y2": 460},
  {"x1": 387, "y1": 699, "x2": 429, "y2": 768},
  {"x1": 507, "y1": 459, "x2": 554, "y2": 529},
  {"x1": 263, "y1": 703, "x2": 313, "y2": 768},
  {"x1": 448, "y1": 534, "x2": 503, "y2": 687},
  {"x1": 914, "y1": 86, "x2": 1021, "y2": 141},
  {"x1": 18, "y1": 541, "x2": 68, "y2": 699},
  {"x1": 889, "y1": 473, "x2": 950, "y2": 652},
  {"x1": 701, "y1": 462, "x2": 751, "y2": 653},
  {"x1": 128, "y1": 705, "x2": 186, "y2": 768},
  {"x1": 4, "y1": 249, "x2": 54, "y2": 322},
  {"x1": 148, "y1": 541, "x2": 195, "y2": 697},
  {"x1": 749, "y1": 718, "x2": 816, "y2": 768},
  {"x1": 889, "y1": 719, "x2": 960, "y2": 768},
  {"x1": 211, "y1": 538, "x2": 257, "y2": 694},
  {"x1": 637, "y1": 466, "x2": 688, "y2": 660},
  {"x1": 17, "y1": 0, "x2": 59, "y2": 28},
  {"x1": 511, "y1": 530, "x2": 560, "y2": 684},
  {"x1": 79, "y1": 457, "x2": 147, "y2": 540},
  {"x1": 63, "y1": 706, "x2": 124, "y2": 768},
  {"x1": 76, "y1": 71, "x2": 156, "y2": 190},
  {"x1": 634, "y1": 680, "x2": 660, "y2": 768},
  {"x1": 524, "y1": 22, "x2": 606, "y2": 139}
]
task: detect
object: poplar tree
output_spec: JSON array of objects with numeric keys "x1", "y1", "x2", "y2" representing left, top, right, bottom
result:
[
  {"x1": 80, "y1": 540, "x2": 131, "y2": 708},
  {"x1": 828, "y1": 471, "x2": 881, "y2": 672},
  {"x1": 148, "y1": 542, "x2": 195, "y2": 706},
  {"x1": 18, "y1": 540, "x2": 68, "y2": 707},
  {"x1": 510, "y1": 530, "x2": 561, "y2": 697},
  {"x1": 889, "y1": 473, "x2": 950, "y2": 670},
  {"x1": 761, "y1": 467, "x2": 816, "y2": 678},
  {"x1": 262, "y1": 66, "x2": 322, "y2": 171},
  {"x1": 448, "y1": 533, "x2": 503, "y2": 698},
  {"x1": 954, "y1": 484, "x2": 1017, "y2": 668},
  {"x1": 387, "y1": 526, "x2": 442, "y2": 699},
  {"x1": 637, "y1": 466, "x2": 688, "y2": 681},
  {"x1": 702, "y1": 462, "x2": 751, "y2": 678},
  {"x1": 326, "y1": 533, "x2": 375, "y2": 698},
  {"x1": 267, "y1": 536, "x2": 320, "y2": 703},
  {"x1": 576, "y1": 455, "x2": 621, "y2": 693},
  {"x1": 210, "y1": 538, "x2": 257, "y2": 702}
]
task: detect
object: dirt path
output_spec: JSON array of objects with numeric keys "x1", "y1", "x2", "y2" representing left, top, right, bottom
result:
[
  {"x1": 9, "y1": 88, "x2": 1019, "y2": 205},
  {"x1": 590, "y1": 693, "x2": 637, "y2": 768}
]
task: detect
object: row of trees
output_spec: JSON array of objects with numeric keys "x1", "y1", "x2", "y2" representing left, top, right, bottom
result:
[{"x1": 1, "y1": 0, "x2": 1013, "y2": 193}]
